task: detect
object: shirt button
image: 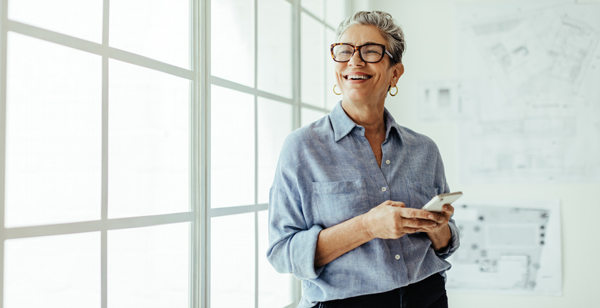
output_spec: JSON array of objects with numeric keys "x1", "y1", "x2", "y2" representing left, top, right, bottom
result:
[
  {"x1": 386, "y1": 160, "x2": 390, "y2": 165},
  {"x1": 381, "y1": 187, "x2": 387, "y2": 192},
  {"x1": 395, "y1": 254, "x2": 400, "y2": 260}
]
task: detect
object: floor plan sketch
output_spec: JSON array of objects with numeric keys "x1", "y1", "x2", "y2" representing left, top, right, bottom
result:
[
  {"x1": 456, "y1": 0, "x2": 600, "y2": 184},
  {"x1": 446, "y1": 200, "x2": 562, "y2": 295}
]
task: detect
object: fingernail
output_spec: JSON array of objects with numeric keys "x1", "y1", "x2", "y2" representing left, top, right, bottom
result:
[
  {"x1": 432, "y1": 223, "x2": 437, "y2": 227},
  {"x1": 428, "y1": 214, "x2": 433, "y2": 219}
]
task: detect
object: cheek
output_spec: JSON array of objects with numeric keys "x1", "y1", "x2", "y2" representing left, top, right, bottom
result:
[
  {"x1": 333, "y1": 69, "x2": 343, "y2": 79},
  {"x1": 334, "y1": 62, "x2": 346, "y2": 73},
  {"x1": 376, "y1": 71, "x2": 393, "y2": 86}
]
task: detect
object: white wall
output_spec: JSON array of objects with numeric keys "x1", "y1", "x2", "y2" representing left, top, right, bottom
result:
[
  {"x1": 351, "y1": 0, "x2": 372, "y2": 12},
  {"x1": 371, "y1": 0, "x2": 600, "y2": 307}
]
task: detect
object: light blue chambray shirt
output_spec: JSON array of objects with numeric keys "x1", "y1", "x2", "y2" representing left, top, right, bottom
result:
[{"x1": 267, "y1": 101, "x2": 460, "y2": 308}]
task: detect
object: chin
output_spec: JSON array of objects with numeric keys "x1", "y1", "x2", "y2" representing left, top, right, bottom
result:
[{"x1": 345, "y1": 91, "x2": 374, "y2": 103}]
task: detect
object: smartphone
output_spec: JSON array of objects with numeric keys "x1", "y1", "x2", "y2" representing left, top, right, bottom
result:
[{"x1": 421, "y1": 191, "x2": 463, "y2": 212}]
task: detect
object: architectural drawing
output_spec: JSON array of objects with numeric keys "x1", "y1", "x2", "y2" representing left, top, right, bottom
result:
[
  {"x1": 455, "y1": 0, "x2": 600, "y2": 183},
  {"x1": 446, "y1": 200, "x2": 562, "y2": 295}
]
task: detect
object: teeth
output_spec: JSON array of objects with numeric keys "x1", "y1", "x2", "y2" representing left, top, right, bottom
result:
[{"x1": 347, "y1": 75, "x2": 371, "y2": 80}]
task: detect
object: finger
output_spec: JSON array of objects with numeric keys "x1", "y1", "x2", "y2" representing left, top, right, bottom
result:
[
  {"x1": 389, "y1": 201, "x2": 406, "y2": 208},
  {"x1": 442, "y1": 204, "x2": 455, "y2": 215},
  {"x1": 402, "y1": 227, "x2": 422, "y2": 234},
  {"x1": 403, "y1": 218, "x2": 438, "y2": 229},
  {"x1": 382, "y1": 200, "x2": 393, "y2": 206},
  {"x1": 425, "y1": 212, "x2": 446, "y2": 223},
  {"x1": 400, "y1": 208, "x2": 433, "y2": 220}
]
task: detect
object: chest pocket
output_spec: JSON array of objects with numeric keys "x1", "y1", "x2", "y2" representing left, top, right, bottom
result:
[
  {"x1": 408, "y1": 182, "x2": 439, "y2": 209},
  {"x1": 312, "y1": 179, "x2": 370, "y2": 228}
]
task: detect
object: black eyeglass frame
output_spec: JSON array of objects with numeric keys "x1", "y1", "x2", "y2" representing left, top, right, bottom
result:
[{"x1": 330, "y1": 43, "x2": 395, "y2": 63}]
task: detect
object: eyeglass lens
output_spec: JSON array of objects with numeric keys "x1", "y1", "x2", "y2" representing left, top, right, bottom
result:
[{"x1": 332, "y1": 45, "x2": 384, "y2": 63}]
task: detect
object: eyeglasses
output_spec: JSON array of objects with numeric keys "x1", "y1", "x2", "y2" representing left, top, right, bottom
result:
[{"x1": 330, "y1": 43, "x2": 394, "y2": 63}]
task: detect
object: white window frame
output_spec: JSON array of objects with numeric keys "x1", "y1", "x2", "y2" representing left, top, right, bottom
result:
[
  {"x1": 0, "y1": 0, "x2": 358, "y2": 307},
  {"x1": 0, "y1": 1, "x2": 203, "y2": 307},
  {"x1": 205, "y1": 1, "x2": 351, "y2": 307}
]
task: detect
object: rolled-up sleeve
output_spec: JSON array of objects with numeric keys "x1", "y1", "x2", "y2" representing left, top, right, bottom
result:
[
  {"x1": 266, "y1": 137, "x2": 325, "y2": 280},
  {"x1": 433, "y1": 142, "x2": 460, "y2": 259},
  {"x1": 267, "y1": 186, "x2": 324, "y2": 280},
  {"x1": 435, "y1": 219, "x2": 460, "y2": 259}
]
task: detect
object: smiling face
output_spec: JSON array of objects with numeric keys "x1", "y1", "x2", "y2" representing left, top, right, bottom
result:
[{"x1": 335, "y1": 24, "x2": 404, "y2": 109}]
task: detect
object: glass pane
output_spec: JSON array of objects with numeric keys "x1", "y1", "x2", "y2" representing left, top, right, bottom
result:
[
  {"x1": 110, "y1": 0, "x2": 190, "y2": 69},
  {"x1": 108, "y1": 223, "x2": 190, "y2": 308},
  {"x1": 4, "y1": 232, "x2": 100, "y2": 308},
  {"x1": 211, "y1": 213, "x2": 255, "y2": 308},
  {"x1": 302, "y1": 108, "x2": 326, "y2": 127},
  {"x1": 302, "y1": 0, "x2": 323, "y2": 19},
  {"x1": 326, "y1": 29, "x2": 340, "y2": 110},
  {"x1": 257, "y1": 98, "x2": 293, "y2": 204},
  {"x1": 212, "y1": 0, "x2": 254, "y2": 87},
  {"x1": 211, "y1": 85, "x2": 255, "y2": 208},
  {"x1": 325, "y1": 0, "x2": 346, "y2": 29},
  {"x1": 258, "y1": 210, "x2": 294, "y2": 308},
  {"x1": 108, "y1": 59, "x2": 189, "y2": 218},
  {"x1": 257, "y1": 0, "x2": 292, "y2": 98},
  {"x1": 8, "y1": 0, "x2": 102, "y2": 43},
  {"x1": 301, "y1": 13, "x2": 325, "y2": 108},
  {"x1": 5, "y1": 33, "x2": 101, "y2": 228}
]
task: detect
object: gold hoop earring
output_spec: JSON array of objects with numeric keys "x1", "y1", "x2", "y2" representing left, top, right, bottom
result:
[
  {"x1": 389, "y1": 85, "x2": 398, "y2": 96},
  {"x1": 333, "y1": 84, "x2": 341, "y2": 95}
]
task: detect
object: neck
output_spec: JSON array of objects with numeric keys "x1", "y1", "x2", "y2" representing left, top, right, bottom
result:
[{"x1": 341, "y1": 99, "x2": 386, "y2": 136}]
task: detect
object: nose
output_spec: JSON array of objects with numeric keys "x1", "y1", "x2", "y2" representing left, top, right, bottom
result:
[{"x1": 347, "y1": 47, "x2": 365, "y2": 67}]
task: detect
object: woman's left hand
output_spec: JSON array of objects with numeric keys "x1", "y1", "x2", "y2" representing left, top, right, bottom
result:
[
  {"x1": 424, "y1": 204, "x2": 454, "y2": 251},
  {"x1": 424, "y1": 204, "x2": 453, "y2": 233}
]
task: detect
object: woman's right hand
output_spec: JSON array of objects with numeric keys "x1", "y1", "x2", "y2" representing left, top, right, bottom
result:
[{"x1": 362, "y1": 200, "x2": 439, "y2": 240}]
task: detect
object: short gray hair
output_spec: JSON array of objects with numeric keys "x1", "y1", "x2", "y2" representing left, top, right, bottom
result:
[{"x1": 335, "y1": 11, "x2": 406, "y2": 64}]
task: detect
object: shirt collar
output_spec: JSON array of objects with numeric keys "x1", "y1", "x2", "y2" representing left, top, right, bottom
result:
[
  {"x1": 383, "y1": 107, "x2": 402, "y2": 144},
  {"x1": 329, "y1": 101, "x2": 402, "y2": 143}
]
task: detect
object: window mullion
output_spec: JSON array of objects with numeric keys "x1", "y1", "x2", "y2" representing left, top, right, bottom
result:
[
  {"x1": 192, "y1": 0, "x2": 211, "y2": 307},
  {"x1": 100, "y1": 0, "x2": 110, "y2": 307},
  {"x1": 253, "y1": 0, "x2": 260, "y2": 306},
  {"x1": 0, "y1": 0, "x2": 8, "y2": 306},
  {"x1": 291, "y1": 0, "x2": 303, "y2": 304},
  {"x1": 322, "y1": 0, "x2": 327, "y2": 110},
  {"x1": 292, "y1": 0, "x2": 302, "y2": 131}
]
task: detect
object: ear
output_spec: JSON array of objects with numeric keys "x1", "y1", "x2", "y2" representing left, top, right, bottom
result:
[{"x1": 390, "y1": 63, "x2": 404, "y2": 87}]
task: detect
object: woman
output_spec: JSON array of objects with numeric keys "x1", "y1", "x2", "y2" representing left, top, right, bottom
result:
[{"x1": 267, "y1": 11, "x2": 459, "y2": 308}]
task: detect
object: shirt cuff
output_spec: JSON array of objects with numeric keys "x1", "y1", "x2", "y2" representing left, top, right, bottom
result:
[
  {"x1": 290, "y1": 224, "x2": 325, "y2": 280},
  {"x1": 435, "y1": 220, "x2": 460, "y2": 259}
]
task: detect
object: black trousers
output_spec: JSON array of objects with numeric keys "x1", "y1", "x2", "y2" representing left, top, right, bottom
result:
[{"x1": 314, "y1": 273, "x2": 448, "y2": 308}]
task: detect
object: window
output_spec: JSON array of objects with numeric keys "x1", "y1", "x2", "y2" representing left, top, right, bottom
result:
[
  {"x1": 208, "y1": 1, "x2": 348, "y2": 307},
  {"x1": 1, "y1": 1, "x2": 196, "y2": 307},
  {"x1": 301, "y1": 0, "x2": 349, "y2": 123},
  {"x1": 0, "y1": 0, "x2": 351, "y2": 307},
  {"x1": 209, "y1": 0, "x2": 295, "y2": 305}
]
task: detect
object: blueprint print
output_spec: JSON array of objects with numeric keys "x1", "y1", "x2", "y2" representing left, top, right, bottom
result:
[
  {"x1": 446, "y1": 200, "x2": 562, "y2": 295},
  {"x1": 455, "y1": 0, "x2": 600, "y2": 184}
]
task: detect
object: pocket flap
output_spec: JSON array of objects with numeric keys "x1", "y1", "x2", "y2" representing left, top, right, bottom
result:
[{"x1": 312, "y1": 179, "x2": 366, "y2": 195}]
